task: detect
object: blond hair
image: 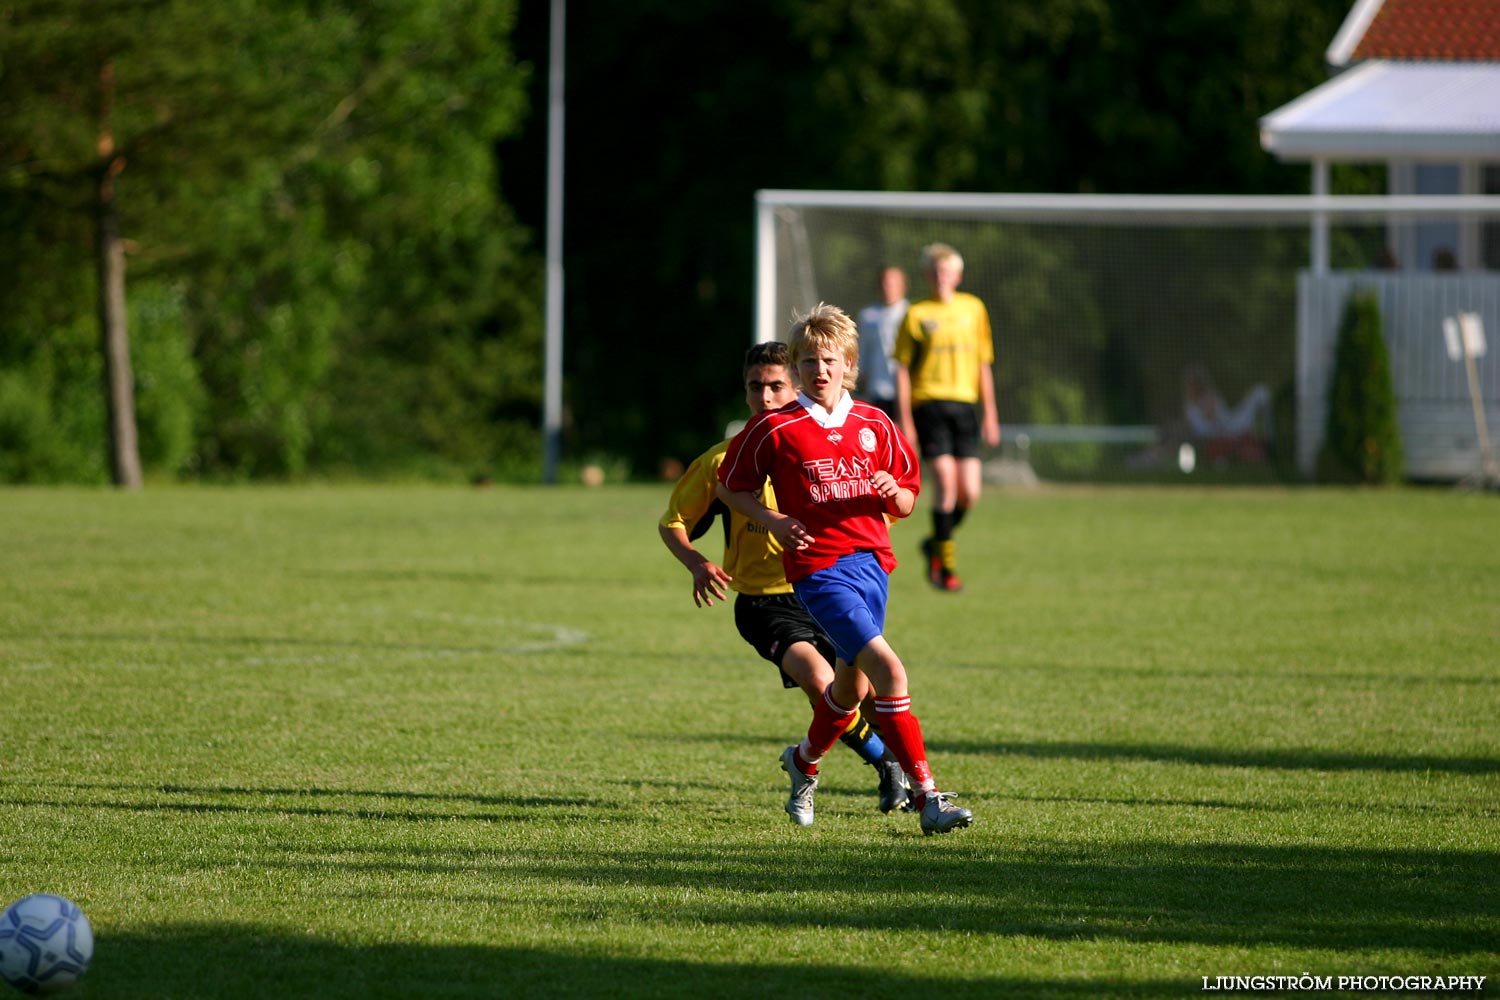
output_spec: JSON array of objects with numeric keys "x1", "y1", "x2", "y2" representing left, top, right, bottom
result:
[
  {"x1": 921, "y1": 242, "x2": 964, "y2": 273},
  {"x1": 788, "y1": 302, "x2": 859, "y2": 391}
]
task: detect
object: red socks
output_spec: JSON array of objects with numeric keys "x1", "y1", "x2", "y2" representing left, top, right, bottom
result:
[
  {"x1": 795, "y1": 688, "x2": 858, "y2": 774},
  {"x1": 874, "y1": 695, "x2": 935, "y2": 793},
  {"x1": 795, "y1": 689, "x2": 937, "y2": 805}
]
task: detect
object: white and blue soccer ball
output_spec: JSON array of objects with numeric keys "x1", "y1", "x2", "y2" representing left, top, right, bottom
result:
[{"x1": 0, "y1": 894, "x2": 93, "y2": 996}]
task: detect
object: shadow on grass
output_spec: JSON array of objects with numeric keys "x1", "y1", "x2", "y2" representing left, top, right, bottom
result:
[
  {"x1": 10, "y1": 820, "x2": 1495, "y2": 994},
  {"x1": 929, "y1": 739, "x2": 1500, "y2": 776},
  {"x1": 1009, "y1": 792, "x2": 1492, "y2": 818},
  {"x1": 93, "y1": 930, "x2": 1193, "y2": 1000},
  {"x1": 681, "y1": 732, "x2": 1500, "y2": 776},
  {"x1": 282, "y1": 840, "x2": 1497, "y2": 956},
  {"x1": 13, "y1": 784, "x2": 1489, "y2": 959},
  {"x1": 15, "y1": 631, "x2": 553, "y2": 658},
  {"x1": 610, "y1": 773, "x2": 1491, "y2": 818},
  {"x1": 938, "y1": 659, "x2": 1499, "y2": 688},
  {"x1": 0, "y1": 780, "x2": 609, "y2": 824},
  {"x1": 50, "y1": 781, "x2": 595, "y2": 807}
]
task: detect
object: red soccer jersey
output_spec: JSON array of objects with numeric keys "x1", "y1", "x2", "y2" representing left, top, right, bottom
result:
[{"x1": 719, "y1": 391, "x2": 921, "y2": 583}]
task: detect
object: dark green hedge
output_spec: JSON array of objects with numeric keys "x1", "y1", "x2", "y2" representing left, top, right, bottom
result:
[{"x1": 1318, "y1": 290, "x2": 1403, "y2": 484}]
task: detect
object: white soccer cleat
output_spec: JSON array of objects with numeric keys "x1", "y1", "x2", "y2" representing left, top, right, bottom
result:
[
  {"x1": 919, "y1": 790, "x2": 973, "y2": 835},
  {"x1": 780, "y1": 745, "x2": 818, "y2": 827}
]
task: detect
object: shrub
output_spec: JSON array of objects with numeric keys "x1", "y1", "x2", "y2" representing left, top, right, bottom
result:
[{"x1": 1318, "y1": 290, "x2": 1403, "y2": 484}]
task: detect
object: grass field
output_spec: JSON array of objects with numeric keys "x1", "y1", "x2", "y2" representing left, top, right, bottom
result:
[{"x1": 1, "y1": 484, "x2": 1496, "y2": 999}]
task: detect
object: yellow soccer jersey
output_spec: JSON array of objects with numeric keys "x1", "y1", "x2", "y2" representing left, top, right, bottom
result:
[
  {"x1": 895, "y1": 291, "x2": 994, "y2": 404},
  {"x1": 658, "y1": 439, "x2": 792, "y2": 596}
]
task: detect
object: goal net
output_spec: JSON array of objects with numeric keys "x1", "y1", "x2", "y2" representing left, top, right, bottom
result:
[{"x1": 755, "y1": 191, "x2": 1500, "y2": 483}]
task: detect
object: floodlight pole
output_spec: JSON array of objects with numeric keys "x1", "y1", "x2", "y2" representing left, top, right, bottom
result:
[{"x1": 542, "y1": 0, "x2": 565, "y2": 483}]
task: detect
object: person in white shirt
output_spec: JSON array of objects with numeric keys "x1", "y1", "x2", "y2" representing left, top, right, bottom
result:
[{"x1": 855, "y1": 265, "x2": 908, "y2": 418}]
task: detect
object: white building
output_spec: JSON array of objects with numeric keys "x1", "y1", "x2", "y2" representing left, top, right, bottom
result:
[{"x1": 1260, "y1": 0, "x2": 1500, "y2": 479}]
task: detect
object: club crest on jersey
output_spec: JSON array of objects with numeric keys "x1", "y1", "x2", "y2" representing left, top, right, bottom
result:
[{"x1": 858, "y1": 428, "x2": 877, "y2": 452}]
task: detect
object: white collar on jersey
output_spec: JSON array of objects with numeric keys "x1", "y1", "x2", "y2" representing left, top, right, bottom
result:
[{"x1": 797, "y1": 389, "x2": 853, "y2": 428}]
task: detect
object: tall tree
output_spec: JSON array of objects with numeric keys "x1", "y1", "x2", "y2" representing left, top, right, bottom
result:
[
  {"x1": 0, "y1": 0, "x2": 347, "y2": 485},
  {"x1": 1, "y1": 0, "x2": 536, "y2": 482},
  {"x1": 94, "y1": 59, "x2": 141, "y2": 487}
]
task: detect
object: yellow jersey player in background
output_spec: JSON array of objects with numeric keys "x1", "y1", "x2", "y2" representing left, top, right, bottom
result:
[
  {"x1": 658, "y1": 340, "x2": 910, "y2": 814},
  {"x1": 895, "y1": 242, "x2": 1001, "y2": 592}
]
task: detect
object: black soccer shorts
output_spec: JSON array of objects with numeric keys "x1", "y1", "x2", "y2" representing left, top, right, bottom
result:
[
  {"x1": 912, "y1": 399, "x2": 981, "y2": 460},
  {"x1": 733, "y1": 592, "x2": 836, "y2": 689}
]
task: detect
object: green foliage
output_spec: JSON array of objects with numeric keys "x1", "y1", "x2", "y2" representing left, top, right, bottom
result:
[
  {"x1": 521, "y1": 0, "x2": 1353, "y2": 473},
  {"x1": 0, "y1": 182, "x2": 105, "y2": 481},
  {"x1": 1318, "y1": 290, "x2": 1404, "y2": 484},
  {"x1": 985, "y1": 226, "x2": 1109, "y2": 426},
  {"x1": 0, "y1": 272, "x2": 204, "y2": 482},
  {"x1": 1271, "y1": 379, "x2": 1300, "y2": 481},
  {"x1": 130, "y1": 282, "x2": 204, "y2": 476},
  {"x1": 0, "y1": 0, "x2": 537, "y2": 483},
  {"x1": 777, "y1": 0, "x2": 1344, "y2": 195},
  {"x1": 0, "y1": 367, "x2": 100, "y2": 483},
  {"x1": 182, "y1": 163, "x2": 348, "y2": 478},
  {"x1": 1, "y1": 0, "x2": 1366, "y2": 481},
  {"x1": 0, "y1": 298, "x2": 107, "y2": 484}
]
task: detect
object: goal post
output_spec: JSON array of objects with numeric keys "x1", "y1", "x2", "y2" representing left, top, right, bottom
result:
[{"x1": 754, "y1": 190, "x2": 1500, "y2": 482}]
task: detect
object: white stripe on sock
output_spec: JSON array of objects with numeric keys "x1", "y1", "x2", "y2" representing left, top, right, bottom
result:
[{"x1": 823, "y1": 688, "x2": 855, "y2": 716}]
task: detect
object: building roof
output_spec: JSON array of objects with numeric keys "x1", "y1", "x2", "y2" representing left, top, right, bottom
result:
[
  {"x1": 1260, "y1": 59, "x2": 1500, "y2": 160},
  {"x1": 1265, "y1": 0, "x2": 1500, "y2": 162},
  {"x1": 1328, "y1": 0, "x2": 1500, "y2": 65}
]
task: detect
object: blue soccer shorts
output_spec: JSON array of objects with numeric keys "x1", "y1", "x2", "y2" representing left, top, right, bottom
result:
[{"x1": 792, "y1": 551, "x2": 889, "y2": 665}]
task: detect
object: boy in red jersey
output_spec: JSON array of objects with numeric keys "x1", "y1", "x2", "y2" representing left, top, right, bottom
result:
[
  {"x1": 717, "y1": 303, "x2": 974, "y2": 835},
  {"x1": 658, "y1": 341, "x2": 911, "y2": 814}
]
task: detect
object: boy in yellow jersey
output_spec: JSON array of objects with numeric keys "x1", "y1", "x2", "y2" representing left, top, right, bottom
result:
[
  {"x1": 895, "y1": 243, "x2": 1001, "y2": 592},
  {"x1": 658, "y1": 341, "x2": 910, "y2": 814}
]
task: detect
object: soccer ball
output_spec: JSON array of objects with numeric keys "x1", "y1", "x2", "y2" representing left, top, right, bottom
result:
[{"x1": 0, "y1": 895, "x2": 93, "y2": 995}]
